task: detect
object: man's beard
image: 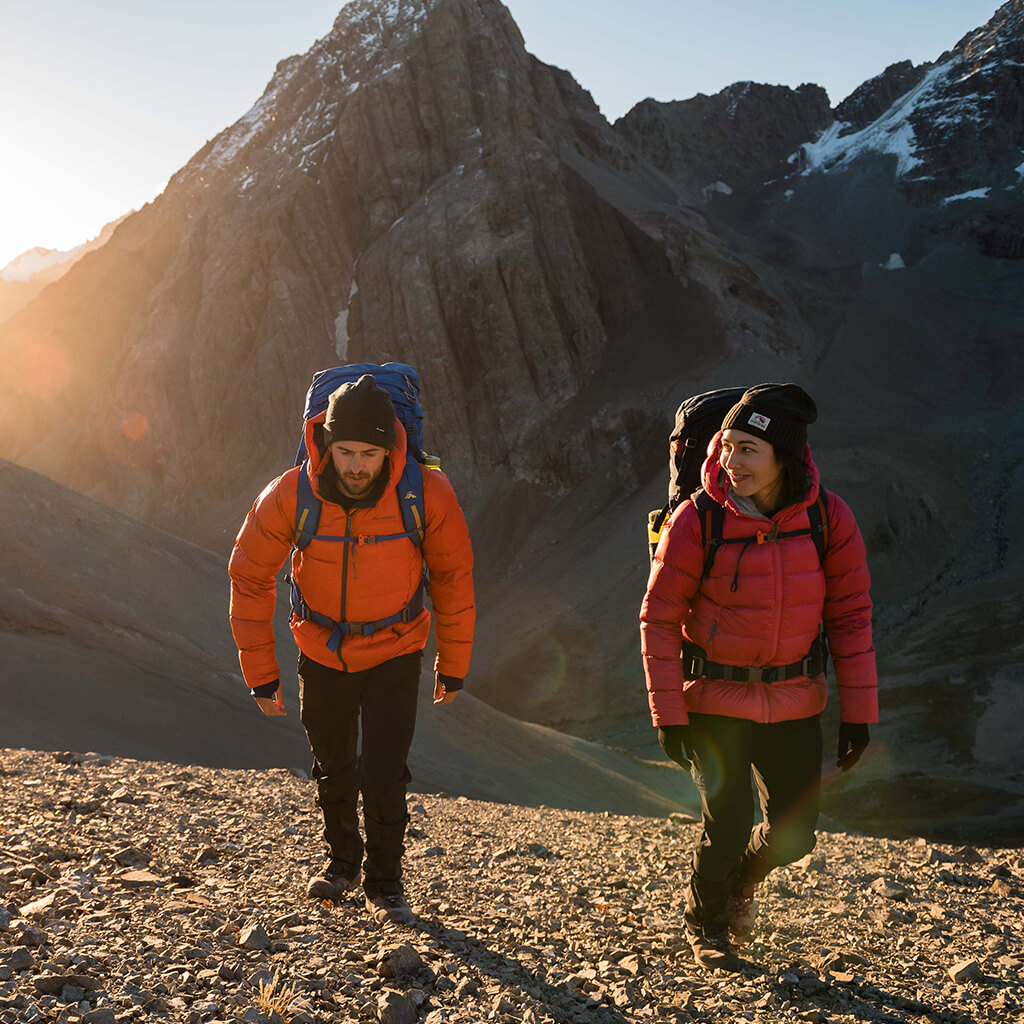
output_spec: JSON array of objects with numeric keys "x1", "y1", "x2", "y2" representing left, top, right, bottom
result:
[{"x1": 338, "y1": 471, "x2": 376, "y2": 499}]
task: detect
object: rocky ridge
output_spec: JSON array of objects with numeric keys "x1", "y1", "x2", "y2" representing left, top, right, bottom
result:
[{"x1": 1, "y1": 748, "x2": 1022, "y2": 1024}]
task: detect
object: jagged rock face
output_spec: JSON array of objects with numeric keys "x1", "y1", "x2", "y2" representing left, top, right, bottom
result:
[
  {"x1": 0, "y1": 0, "x2": 744, "y2": 547},
  {"x1": 615, "y1": 82, "x2": 831, "y2": 198}
]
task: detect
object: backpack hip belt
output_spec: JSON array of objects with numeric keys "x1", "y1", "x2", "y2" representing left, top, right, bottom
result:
[
  {"x1": 681, "y1": 635, "x2": 826, "y2": 684},
  {"x1": 289, "y1": 580, "x2": 425, "y2": 650}
]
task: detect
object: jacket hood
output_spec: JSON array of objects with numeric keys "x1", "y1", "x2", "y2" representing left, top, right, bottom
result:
[
  {"x1": 701, "y1": 430, "x2": 821, "y2": 519},
  {"x1": 303, "y1": 410, "x2": 408, "y2": 503}
]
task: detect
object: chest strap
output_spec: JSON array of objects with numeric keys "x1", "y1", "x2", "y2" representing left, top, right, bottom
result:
[
  {"x1": 682, "y1": 634, "x2": 827, "y2": 684},
  {"x1": 289, "y1": 579, "x2": 425, "y2": 652}
]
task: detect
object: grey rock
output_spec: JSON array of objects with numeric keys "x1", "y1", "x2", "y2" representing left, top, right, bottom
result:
[
  {"x1": 869, "y1": 876, "x2": 909, "y2": 901},
  {"x1": 237, "y1": 922, "x2": 270, "y2": 951},
  {"x1": 376, "y1": 990, "x2": 416, "y2": 1024},
  {"x1": 81, "y1": 1010, "x2": 117, "y2": 1024},
  {"x1": 2, "y1": 948, "x2": 36, "y2": 971},
  {"x1": 948, "y1": 959, "x2": 984, "y2": 984},
  {"x1": 377, "y1": 944, "x2": 424, "y2": 979},
  {"x1": 32, "y1": 973, "x2": 100, "y2": 996},
  {"x1": 18, "y1": 926, "x2": 47, "y2": 947}
]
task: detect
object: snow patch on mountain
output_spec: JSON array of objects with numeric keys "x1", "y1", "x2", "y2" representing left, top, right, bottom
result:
[
  {"x1": 941, "y1": 187, "x2": 992, "y2": 205},
  {"x1": 797, "y1": 61, "x2": 952, "y2": 178}
]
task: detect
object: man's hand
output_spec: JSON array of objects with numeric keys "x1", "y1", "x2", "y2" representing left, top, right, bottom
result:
[
  {"x1": 251, "y1": 680, "x2": 287, "y2": 716},
  {"x1": 433, "y1": 672, "x2": 462, "y2": 706},
  {"x1": 836, "y1": 721, "x2": 870, "y2": 771}
]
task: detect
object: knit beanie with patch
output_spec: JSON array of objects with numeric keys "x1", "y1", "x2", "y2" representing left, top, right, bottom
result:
[
  {"x1": 720, "y1": 382, "x2": 817, "y2": 458},
  {"x1": 323, "y1": 375, "x2": 397, "y2": 449}
]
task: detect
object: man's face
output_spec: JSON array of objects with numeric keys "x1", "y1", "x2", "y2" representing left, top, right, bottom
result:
[{"x1": 329, "y1": 441, "x2": 388, "y2": 499}]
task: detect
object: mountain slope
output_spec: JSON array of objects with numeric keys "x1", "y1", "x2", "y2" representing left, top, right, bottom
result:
[
  {"x1": 0, "y1": 217, "x2": 127, "y2": 325},
  {"x1": 0, "y1": 458, "x2": 687, "y2": 816}
]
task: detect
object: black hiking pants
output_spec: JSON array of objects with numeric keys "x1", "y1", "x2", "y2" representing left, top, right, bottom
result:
[
  {"x1": 298, "y1": 650, "x2": 422, "y2": 889},
  {"x1": 681, "y1": 712, "x2": 822, "y2": 892}
]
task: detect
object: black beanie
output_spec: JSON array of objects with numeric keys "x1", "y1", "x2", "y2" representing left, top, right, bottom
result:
[
  {"x1": 720, "y1": 382, "x2": 817, "y2": 458},
  {"x1": 323, "y1": 375, "x2": 397, "y2": 449}
]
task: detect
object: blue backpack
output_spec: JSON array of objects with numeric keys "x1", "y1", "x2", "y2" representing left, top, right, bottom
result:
[{"x1": 288, "y1": 362, "x2": 434, "y2": 651}]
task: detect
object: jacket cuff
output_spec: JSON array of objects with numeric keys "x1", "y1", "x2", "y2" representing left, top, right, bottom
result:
[
  {"x1": 250, "y1": 679, "x2": 280, "y2": 699},
  {"x1": 436, "y1": 672, "x2": 463, "y2": 692}
]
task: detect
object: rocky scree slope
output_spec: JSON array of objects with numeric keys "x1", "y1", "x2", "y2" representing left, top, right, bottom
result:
[{"x1": 1, "y1": 748, "x2": 1022, "y2": 1024}]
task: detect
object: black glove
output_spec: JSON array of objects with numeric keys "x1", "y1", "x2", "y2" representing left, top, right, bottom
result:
[
  {"x1": 658, "y1": 725, "x2": 691, "y2": 771},
  {"x1": 433, "y1": 671, "x2": 463, "y2": 705},
  {"x1": 836, "y1": 722, "x2": 870, "y2": 771},
  {"x1": 250, "y1": 679, "x2": 286, "y2": 716},
  {"x1": 436, "y1": 672, "x2": 463, "y2": 692}
]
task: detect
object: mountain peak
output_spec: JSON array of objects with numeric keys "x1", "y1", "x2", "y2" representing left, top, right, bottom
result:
[{"x1": 795, "y1": 0, "x2": 1024, "y2": 205}]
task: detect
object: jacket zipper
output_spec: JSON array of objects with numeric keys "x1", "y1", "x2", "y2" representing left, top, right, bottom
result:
[{"x1": 337, "y1": 511, "x2": 353, "y2": 672}]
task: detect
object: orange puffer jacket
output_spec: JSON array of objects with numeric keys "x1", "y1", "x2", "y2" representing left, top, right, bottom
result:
[
  {"x1": 640, "y1": 437, "x2": 877, "y2": 727},
  {"x1": 229, "y1": 415, "x2": 474, "y2": 685}
]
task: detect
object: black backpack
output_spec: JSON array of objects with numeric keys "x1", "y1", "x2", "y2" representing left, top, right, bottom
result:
[
  {"x1": 647, "y1": 386, "x2": 829, "y2": 578},
  {"x1": 647, "y1": 387, "x2": 746, "y2": 560}
]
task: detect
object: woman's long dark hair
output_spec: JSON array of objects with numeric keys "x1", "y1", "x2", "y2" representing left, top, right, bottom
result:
[{"x1": 774, "y1": 450, "x2": 812, "y2": 512}]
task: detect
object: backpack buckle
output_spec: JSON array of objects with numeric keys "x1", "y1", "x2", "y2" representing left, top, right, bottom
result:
[
  {"x1": 760, "y1": 666, "x2": 779, "y2": 684},
  {"x1": 687, "y1": 654, "x2": 705, "y2": 677}
]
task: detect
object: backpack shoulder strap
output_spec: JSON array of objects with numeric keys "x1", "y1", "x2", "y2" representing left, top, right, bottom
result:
[
  {"x1": 396, "y1": 456, "x2": 425, "y2": 548},
  {"x1": 293, "y1": 463, "x2": 322, "y2": 551},
  {"x1": 807, "y1": 486, "x2": 829, "y2": 568},
  {"x1": 693, "y1": 489, "x2": 726, "y2": 580}
]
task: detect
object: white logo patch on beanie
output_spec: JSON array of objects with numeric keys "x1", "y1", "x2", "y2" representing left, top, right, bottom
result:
[{"x1": 748, "y1": 412, "x2": 771, "y2": 431}]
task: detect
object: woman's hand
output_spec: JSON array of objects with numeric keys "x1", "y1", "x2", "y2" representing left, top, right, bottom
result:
[
  {"x1": 658, "y1": 724, "x2": 691, "y2": 771},
  {"x1": 836, "y1": 722, "x2": 870, "y2": 771}
]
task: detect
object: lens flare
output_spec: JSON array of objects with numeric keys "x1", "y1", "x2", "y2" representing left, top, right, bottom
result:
[{"x1": 121, "y1": 411, "x2": 150, "y2": 441}]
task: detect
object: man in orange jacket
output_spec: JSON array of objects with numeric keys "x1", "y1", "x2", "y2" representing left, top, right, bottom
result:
[{"x1": 229, "y1": 375, "x2": 474, "y2": 925}]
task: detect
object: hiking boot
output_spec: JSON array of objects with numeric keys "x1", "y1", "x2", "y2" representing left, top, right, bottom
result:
[
  {"x1": 726, "y1": 879, "x2": 759, "y2": 946},
  {"x1": 306, "y1": 861, "x2": 359, "y2": 901},
  {"x1": 686, "y1": 919, "x2": 741, "y2": 972},
  {"x1": 364, "y1": 882, "x2": 415, "y2": 925},
  {"x1": 684, "y1": 864, "x2": 741, "y2": 971}
]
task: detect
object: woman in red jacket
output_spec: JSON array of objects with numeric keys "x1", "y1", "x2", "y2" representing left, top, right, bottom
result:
[{"x1": 640, "y1": 383, "x2": 877, "y2": 971}]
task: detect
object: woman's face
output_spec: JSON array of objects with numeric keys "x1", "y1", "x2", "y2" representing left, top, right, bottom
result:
[{"x1": 720, "y1": 429, "x2": 784, "y2": 509}]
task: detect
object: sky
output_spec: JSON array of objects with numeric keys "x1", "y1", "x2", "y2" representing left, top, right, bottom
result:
[{"x1": 0, "y1": 0, "x2": 1001, "y2": 270}]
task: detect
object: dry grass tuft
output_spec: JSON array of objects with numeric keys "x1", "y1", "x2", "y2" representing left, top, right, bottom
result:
[{"x1": 255, "y1": 969, "x2": 300, "y2": 1020}]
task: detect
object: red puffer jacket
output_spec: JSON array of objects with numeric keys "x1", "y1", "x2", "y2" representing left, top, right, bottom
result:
[
  {"x1": 229, "y1": 414, "x2": 475, "y2": 685},
  {"x1": 640, "y1": 437, "x2": 877, "y2": 727}
]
